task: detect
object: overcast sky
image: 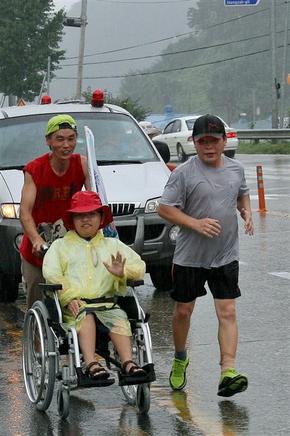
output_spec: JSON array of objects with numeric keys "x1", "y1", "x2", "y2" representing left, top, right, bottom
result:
[{"x1": 50, "y1": 0, "x2": 195, "y2": 99}]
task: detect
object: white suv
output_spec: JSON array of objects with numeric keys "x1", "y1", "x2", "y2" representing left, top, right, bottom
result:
[{"x1": 0, "y1": 96, "x2": 177, "y2": 301}]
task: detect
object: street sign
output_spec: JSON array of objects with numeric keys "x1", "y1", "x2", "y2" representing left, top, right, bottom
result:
[{"x1": 224, "y1": 0, "x2": 261, "y2": 5}]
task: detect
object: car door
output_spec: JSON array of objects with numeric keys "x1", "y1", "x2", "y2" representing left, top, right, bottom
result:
[
  {"x1": 170, "y1": 120, "x2": 182, "y2": 154},
  {"x1": 161, "y1": 121, "x2": 176, "y2": 157}
]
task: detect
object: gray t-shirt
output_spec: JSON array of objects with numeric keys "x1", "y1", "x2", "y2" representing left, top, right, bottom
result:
[{"x1": 160, "y1": 155, "x2": 249, "y2": 268}]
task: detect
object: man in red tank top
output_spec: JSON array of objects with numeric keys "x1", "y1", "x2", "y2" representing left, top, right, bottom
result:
[{"x1": 20, "y1": 114, "x2": 90, "y2": 308}]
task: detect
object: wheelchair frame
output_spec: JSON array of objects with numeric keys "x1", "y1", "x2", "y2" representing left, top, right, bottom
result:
[{"x1": 22, "y1": 280, "x2": 155, "y2": 419}]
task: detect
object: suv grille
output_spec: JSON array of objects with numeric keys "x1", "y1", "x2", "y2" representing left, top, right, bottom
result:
[
  {"x1": 117, "y1": 224, "x2": 165, "y2": 246},
  {"x1": 109, "y1": 203, "x2": 135, "y2": 216}
]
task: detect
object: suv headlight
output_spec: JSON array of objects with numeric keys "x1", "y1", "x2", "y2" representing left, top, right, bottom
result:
[
  {"x1": 145, "y1": 198, "x2": 160, "y2": 213},
  {"x1": 0, "y1": 203, "x2": 20, "y2": 219}
]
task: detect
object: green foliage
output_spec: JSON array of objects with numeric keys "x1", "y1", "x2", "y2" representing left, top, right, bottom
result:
[
  {"x1": 0, "y1": 0, "x2": 65, "y2": 101},
  {"x1": 119, "y1": 2, "x2": 290, "y2": 124},
  {"x1": 238, "y1": 141, "x2": 290, "y2": 154},
  {"x1": 82, "y1": 89, "x2": 150, "y2": 121}
]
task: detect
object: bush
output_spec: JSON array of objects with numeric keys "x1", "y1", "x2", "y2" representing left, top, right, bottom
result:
[{"x1": 238, "y1": 141, "x2": 290, "y2": 154}]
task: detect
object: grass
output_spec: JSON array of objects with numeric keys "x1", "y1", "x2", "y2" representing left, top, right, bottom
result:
[{"x1": 238, "y1": 141, "x2": 290, "y2": 154}]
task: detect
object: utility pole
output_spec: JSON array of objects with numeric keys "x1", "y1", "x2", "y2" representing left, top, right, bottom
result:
[
  {"x1": 270, "y1": 0, "x2": 279, "y2": 128},
  {"x1": 47, "y1": 56, "x2": 51, "y2": 95},
  {"x1": 76, "y1": 0, "x2": 87, "y2": 100},
  {"x1": 280, "y1": 1, "x2": 289, "y2": 128}
]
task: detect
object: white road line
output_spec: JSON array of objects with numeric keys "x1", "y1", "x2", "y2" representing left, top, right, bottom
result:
[{"x1": 269, "y1": 272, "x2": 290, "y2": 280}]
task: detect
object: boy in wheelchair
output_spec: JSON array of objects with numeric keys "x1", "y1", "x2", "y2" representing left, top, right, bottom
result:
[{"x1": 42, "y1": 190, "x2": 148, "y2": 383}]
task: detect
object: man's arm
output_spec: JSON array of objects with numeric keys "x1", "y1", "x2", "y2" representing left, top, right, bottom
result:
[
  {"x1": 158, "y1": 203, "x2": 221, "y2": 239},
  {"x1": 20, "y1": 172, "x2": 46, "y2": 255},
  {"x1": 237, "y1": 194, "x2": 254, "y2": 235},
  {"x1": 80, "y1": 155, "x2": 90, "y2": 190}
]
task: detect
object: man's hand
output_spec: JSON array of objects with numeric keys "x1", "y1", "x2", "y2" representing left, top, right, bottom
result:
[
  {"x1": 240, "y1": 208, "x2": 254, "y2": 235},
  {"x1": 67, "y1": 299, "x2": 82, "y2": 318},
  {"x1": 31, "y1": 236, "x2": 47, "y2": 257},
  {"x1": 103, "y1": 251, "x2": 126, "y2": 277},
  {"x1": 194, "y1": 218, "x2": 221, "y2": 238}
]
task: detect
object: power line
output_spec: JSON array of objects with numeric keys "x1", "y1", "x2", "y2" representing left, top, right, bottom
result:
[
  {"x1": 61, "y1": 32, "x2": 270, "y2": 67},
  {"x1": 64, "y1": 6, "x2": 269, "y2": 60},
  {"x1": 55, "y1": 45, "x2": 278, "y2": 80}
]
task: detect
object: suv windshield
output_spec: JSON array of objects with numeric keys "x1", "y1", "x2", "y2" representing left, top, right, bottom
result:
[{"x1": 0, "y1": 111, "x2": 158, "y2": 168}]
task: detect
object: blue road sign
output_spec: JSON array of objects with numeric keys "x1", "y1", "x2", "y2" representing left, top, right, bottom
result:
[{"x1": 225, "y1": 0, "x2": 261, "y2": 5}]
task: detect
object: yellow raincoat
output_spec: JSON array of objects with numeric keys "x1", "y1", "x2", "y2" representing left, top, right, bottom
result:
[{"x1": 42, "y1": 230, "x2": 145, "y2": 335}]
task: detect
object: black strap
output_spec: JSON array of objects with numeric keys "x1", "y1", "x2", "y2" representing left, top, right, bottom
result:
[{"x1": 82, "y1": 297, "x2": 116, "y2": 304}]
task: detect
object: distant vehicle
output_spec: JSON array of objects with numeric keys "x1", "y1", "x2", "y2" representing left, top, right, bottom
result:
[
  {"x1": 139, "y1": 121, "x2": 161, "y2": 139},
  {"x1": 0, "y1": 91, "x2": 177, "y2": 302},
  {"x1": 153, "y1": 115, "x2": 239, "y2": 162}
]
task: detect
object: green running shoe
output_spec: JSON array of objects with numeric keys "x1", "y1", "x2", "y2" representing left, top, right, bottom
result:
[
  {"x1": 217, "y1": 368, "x2": 248, "y2": 397},
  {"x1": 169, "y1": 357, "x2": 189, "y2": 391}
]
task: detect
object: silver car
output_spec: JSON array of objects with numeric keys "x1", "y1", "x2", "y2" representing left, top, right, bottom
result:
[{"x1": 153, "y1": 115, "x2": 239, "y2": 162}]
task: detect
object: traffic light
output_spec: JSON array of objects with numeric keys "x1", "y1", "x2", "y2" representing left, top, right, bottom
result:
[{"x1": 63, "y1": 17, "x2": 82, "y2": 27}]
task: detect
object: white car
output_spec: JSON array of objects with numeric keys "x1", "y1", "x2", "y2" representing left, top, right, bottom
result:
[
  {"x1": 0, "y1": 94, "x2": 177, "y2": 301},
  {"x1": 153, "y1": 115, "x2": 239, "y2": 162}
]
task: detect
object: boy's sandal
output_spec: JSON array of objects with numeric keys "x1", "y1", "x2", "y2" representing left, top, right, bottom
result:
[
  {"x1": 122, "y1": 360, "x2": 147, "y2": 378},
  {"x1": 85, "y1": 361, "x2": 110, "y2": 380}
]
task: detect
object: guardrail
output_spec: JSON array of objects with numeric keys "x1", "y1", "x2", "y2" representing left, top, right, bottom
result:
[{"x1": 237, "y1": 129, "x2": 290, "y2": 140}]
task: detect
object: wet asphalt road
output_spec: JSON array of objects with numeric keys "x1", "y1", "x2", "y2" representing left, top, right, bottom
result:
[{"x1": 0, "y1": 154, "x2": 289, "y2": 436}]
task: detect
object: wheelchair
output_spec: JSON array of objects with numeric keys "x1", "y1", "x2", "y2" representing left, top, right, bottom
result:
[{"x1": 22, "y1": 280, "x2": 156, "y2": 419}]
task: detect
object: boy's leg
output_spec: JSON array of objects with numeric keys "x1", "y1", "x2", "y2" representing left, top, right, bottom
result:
[
  {"x1": 109, "y1": 332, "x2": 132, "y2": 364},
  {"x1": 78, "y1": 313, "x2": 97, "y2": 364},
  {"x1": 109, "y1": 332, "x2": 146, "y2": 375}
]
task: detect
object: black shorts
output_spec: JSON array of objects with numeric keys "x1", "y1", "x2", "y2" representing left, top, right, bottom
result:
[{"x1": 171, "y1": 261, "x2": 241, "y2": 303}]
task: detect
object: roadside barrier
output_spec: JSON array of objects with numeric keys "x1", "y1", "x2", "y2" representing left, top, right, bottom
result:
[{"x1": 256, "y1": 165, "x2": 267, "y2": 212}]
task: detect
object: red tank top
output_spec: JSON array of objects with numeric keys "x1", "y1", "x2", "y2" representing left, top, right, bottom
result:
[{"x1": 20, "y1": 153, "x2": 85, "y2": 267}]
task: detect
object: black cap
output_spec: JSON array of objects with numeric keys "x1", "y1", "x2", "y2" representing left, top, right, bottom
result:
[{"x1": 192, "y1": 114, "x2": 226, "y2": 140}]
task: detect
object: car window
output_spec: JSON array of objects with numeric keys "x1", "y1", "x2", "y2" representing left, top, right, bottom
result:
[
  {"x1": 185, "y1": 119, "x2": 196, "y2": 131},
  {"x1": 163, "y1": 121, "x2": 175, "y2": 134},
  {"x1": 0, "y1": 112, "x2": 159, "y2": 168},
  {"x1": 172, "y1": 120, "x2": 181, "y2": 133}
]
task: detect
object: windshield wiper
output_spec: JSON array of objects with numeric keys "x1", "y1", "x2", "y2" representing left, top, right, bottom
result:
[
  {"x1": 97, "y1": 160, "x2": 142, "y2": 165},
  {"x1": 0, "y1": 165, "x2": 24, "y2": 170}
]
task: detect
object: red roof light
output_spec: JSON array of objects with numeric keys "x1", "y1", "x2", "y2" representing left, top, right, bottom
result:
[
  {"x1": 91, "y1": 89, "x2": 104, "y2": 107},
  {"x1": 41, "y1": 95, "x2": 52, "y2": 105}
]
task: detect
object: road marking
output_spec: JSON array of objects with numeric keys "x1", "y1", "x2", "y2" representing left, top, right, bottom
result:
[{"x1": 269, "y1": 272, "x2": 290, "y2": 280}]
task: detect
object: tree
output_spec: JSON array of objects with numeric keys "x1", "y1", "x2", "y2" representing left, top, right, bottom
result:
[
  {"x1": 120, "y1": 1, "x2": 290, "y2": 124},
  {"x1": 0, "y1": 0, "x2": 65, "y2": 101}
]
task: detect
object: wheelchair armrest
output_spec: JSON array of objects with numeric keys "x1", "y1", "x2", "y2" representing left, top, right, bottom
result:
[
  {"x1": 126, "y1": 279, "x2": 144, "y2": 288},
  {"x1": 39, "y1": 283, "x2": 63, "y2": 293}
]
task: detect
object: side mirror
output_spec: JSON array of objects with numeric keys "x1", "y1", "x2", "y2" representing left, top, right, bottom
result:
[{"x1": 153, "y1": 140, "x2": 170, "y2": 164}]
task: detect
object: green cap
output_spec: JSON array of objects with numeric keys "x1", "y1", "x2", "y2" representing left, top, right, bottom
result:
[{"x1": 46, "y1": 114, "x2": 77, "y2": 136}]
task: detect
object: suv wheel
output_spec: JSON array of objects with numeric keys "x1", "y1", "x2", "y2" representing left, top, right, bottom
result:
[
  {"x1": 177, "y1": 144, "x2": 188, "y2": 162},
  {"x1": 149, "y1": 265, "x2": 172, "y2": 291},
  {"x1": 0, "y1": 274, "x2": 19, "y2": 302},
  {"x1": 224, "y1": 150, "x2": 235, "y2": 158}
]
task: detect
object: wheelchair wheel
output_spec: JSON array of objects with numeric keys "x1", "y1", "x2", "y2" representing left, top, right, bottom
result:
[
  {"x1": 121, "y1": 384, "x2": 137, "y2": 406},
  {"x1": 120, "y1": 327, "x2": 150, "y2": 407},
  {"x1": 22, "y1": 301, "x2": 56, "y2": 411},
  {"x1": 57, "y1": 383, "x2": 70, "y2": 419},
  {"x1": 136, "y1": 384, "x2": 150, "y2": 414}
]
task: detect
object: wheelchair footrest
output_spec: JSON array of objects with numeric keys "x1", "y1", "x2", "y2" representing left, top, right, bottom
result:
[
  {"x1": 118, "y1": 363, "x2": 156, "y2": 386},
  {"x1": 77, "y1": 371, "x2": 115, "y2": 388}
]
